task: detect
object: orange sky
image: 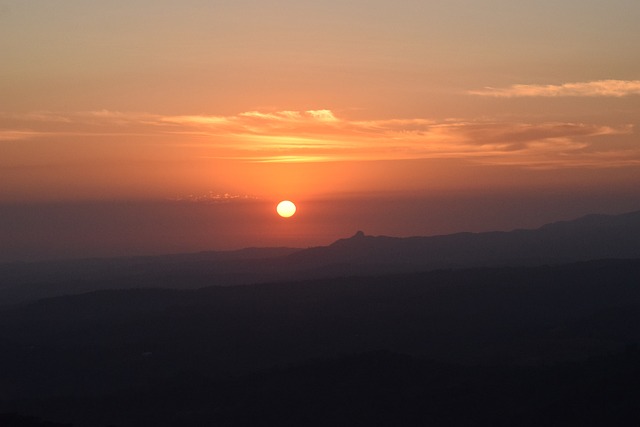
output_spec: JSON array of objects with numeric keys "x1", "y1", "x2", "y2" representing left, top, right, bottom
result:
[
  {"x1": 2, "y1": 106, "x2": 639, "y2": 202},
  {"x1": 1, "y1": 0, "x2": 640, "y2": 259}
]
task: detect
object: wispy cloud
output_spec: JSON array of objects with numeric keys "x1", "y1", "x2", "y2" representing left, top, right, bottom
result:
[
  {"x1": 469, "y1": 80, "x2": 640, "y2": 97},
  {"x1": 159, "y1": 112, "x2": 636, "y2": 168},
  {"x1": 0, "y1": 130, "x2": 45, "y2": 141},
  {"x1": 169, "y1": 192, "x2": 259, "y2": 203},
  {"x1": 2, "y1": 109, "x2": 637, "y2": 168}
]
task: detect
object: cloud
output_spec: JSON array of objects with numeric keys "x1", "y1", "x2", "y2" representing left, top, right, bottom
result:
[
  {"x1": 180, "y1": 112, "x2": 633, "y2": 168},
  {"x1": 169, "y1": 192, "x2": 259, "y2": 203},
  {"x1": 162, "y1": 110, "x2": 340, "y2": 135},
  {"x1": 0, "y1": 130, "x2": 44, "y2": 141},
  {"x1": 469, "y1": 80, "x2": 640, "y2": 97},
  {"x1": 2, "y1": 109, "x2": 637, "y2": 168}
]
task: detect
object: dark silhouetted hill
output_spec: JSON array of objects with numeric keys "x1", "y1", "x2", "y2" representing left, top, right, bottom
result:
[
  {"x1": 2, "y1": 210, "x2": 640, "y2": 425},
  {"x1": 1, "y1": 259, "x2": 640, "y2": 425},
  {"x1": 5, "y1": 349, "x2": 640, "y2": 427},
  {"x1": 287, "y1": 209, "x2": 640, "y2": 270},
  {"x1": 1, "y1": 209, "x2": 640, "y2": 304}
]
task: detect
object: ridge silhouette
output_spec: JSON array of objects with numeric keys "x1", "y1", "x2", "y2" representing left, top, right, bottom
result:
[{"x1": 2, "y1": 209, "x2": 640, "y2": 304}]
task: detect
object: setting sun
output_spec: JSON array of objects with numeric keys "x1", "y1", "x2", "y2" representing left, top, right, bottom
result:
[{"x1": 276, "y1": 200, "x2": 297, "y2": 218}]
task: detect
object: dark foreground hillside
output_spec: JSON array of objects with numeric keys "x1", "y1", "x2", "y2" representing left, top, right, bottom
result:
[
  {"x1": 3, "y1": 349, "x2": 640, "y2": 427},
  {"x1": 1, "y1": 259, "x2": 639, "y2": 426}
]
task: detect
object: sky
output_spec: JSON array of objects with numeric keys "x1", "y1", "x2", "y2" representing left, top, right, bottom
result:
[{"x1": 1, "y1": 0, "x2": 640, "y2": 261}]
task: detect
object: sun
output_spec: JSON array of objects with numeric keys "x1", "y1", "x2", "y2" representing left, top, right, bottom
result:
[{"x1": 276, "y1": 200, "x2": 296, "y2": 218}]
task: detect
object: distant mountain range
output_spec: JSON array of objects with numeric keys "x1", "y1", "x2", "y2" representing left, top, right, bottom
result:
[
  {"x1": 2, "y1": 209, "x2": 640, "y2": 304},
  {"x1": 291, "y1": 209, "x2": 640, "y2": 270},
  {"x1": 2, "y1": 210, "x2": 640, "y2": 426}
]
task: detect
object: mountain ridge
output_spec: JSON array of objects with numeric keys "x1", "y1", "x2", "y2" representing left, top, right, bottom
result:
[
  {"x1": 285, "y1": 209, "x2": 640, "y2": 269},
  {"x1": 1, "y1": 209, "x2": 640, "y2": 304}
]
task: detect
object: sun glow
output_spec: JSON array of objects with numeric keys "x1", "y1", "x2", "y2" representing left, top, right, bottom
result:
[{"x1": 276, "y1": 200, "x2": 296, "y2": 218}]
